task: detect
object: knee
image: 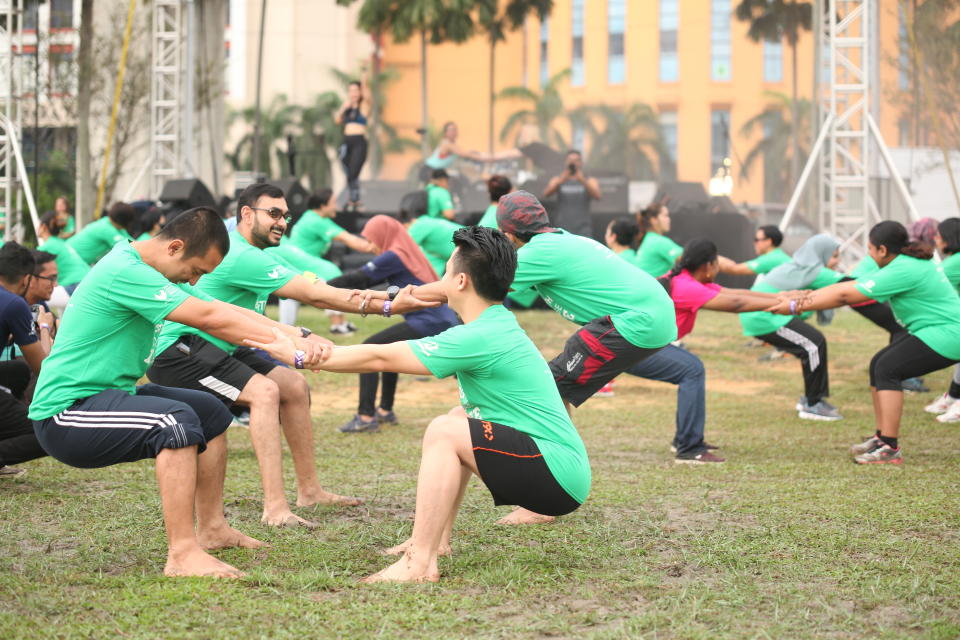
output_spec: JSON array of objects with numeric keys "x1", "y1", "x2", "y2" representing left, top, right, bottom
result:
[
  {"x1": 278, "y1": 370, "x2": 310, "y2": 402},
  {"x1": 423, "y1": 414, "x2": 462, "y2": 446},
  {"x1": 684, "y1": 355, "x2": 705, "y2": 380},
  {"x1": 244, "y1": 376, "x2": 280, "y2": 408}
]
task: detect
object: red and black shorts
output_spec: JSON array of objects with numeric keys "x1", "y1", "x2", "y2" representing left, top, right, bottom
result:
[
  {"x1": 549, "y1": 316, "x2": 662, "y2": 407},
  {"x1": 468, "y1": 418, "x2": 581, "y2": 517}
]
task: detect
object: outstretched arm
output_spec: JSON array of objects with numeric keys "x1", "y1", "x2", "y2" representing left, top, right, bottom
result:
[
  {"x1": 247, "y1": 329, "x2": 430, "y2": 375},
  {"x1": 702, "y1": 290, "x2": 786, "y2": 313},
  {"x1": 766, "y1": 281, "x2": 870, "y2": 315},
  {"x1": 717, "y1": 255, "x2": 757, "y2": 276},
  {"x1": 332, "y1": 230, "x2": 376, "y2": 253},
  {"x1": 274, "y1": 275, "x2": 438, "y2": 315}
]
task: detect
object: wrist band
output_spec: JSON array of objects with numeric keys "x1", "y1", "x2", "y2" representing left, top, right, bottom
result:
[
  {"x1": 789, "y1": 300, "x2": 798, "y2": 315},
  {"x1": 294, "y1": 350, "x2": 305, "y2": 369},
  {"x1": 39, "y1": 323, "x2": 50, "y2": 331},
  {"x1": 382, "y1": 300, "x2": 392, "y2": 318},
  {"x1": 359, "y1": 298, "x2": 369, "y2": 318}
]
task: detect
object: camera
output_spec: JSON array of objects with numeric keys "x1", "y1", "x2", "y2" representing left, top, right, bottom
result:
[
  {"x1": 30, "y1": 304, "x2": 41, "y2": 323},
  {"x1": 568, "y1": 163, "x2": 577, "y2": 173}
]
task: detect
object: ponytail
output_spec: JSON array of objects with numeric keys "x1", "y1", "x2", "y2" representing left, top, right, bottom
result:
[
  {"x1": 657, "y1": 237, "x2": 719, "y2": 293},
  {"x1": 869, "y1": 220, "x2": 934, "y2": 261},
  {"x1": 609, "y1": 216, "x2": 640, "y2": 248},
  {"x1": 637, "y1": 203, "x2": 663, "y2": 241}
]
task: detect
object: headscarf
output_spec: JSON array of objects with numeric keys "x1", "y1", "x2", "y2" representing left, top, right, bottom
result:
[
  {"x1": 496, "y1": 190, "x2": 557, "y2": 237},
  {"x1": 762, "y1": 233, "x2": 839, "y2": 291},
  {"x1": 908, "y1": 217, "x2": 938, "y2": 246},
  {"x1": 361, "y1": 215, "x2": 439, "y2": 283}
]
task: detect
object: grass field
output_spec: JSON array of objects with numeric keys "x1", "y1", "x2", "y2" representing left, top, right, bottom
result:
[{"x1": 2, "y1": 306, "x2": 959, "y2": 639}]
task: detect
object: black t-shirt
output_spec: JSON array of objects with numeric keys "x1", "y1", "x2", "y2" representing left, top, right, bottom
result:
[{"x1": 0, "y1": 285, "x2": 37, "y2": 358}]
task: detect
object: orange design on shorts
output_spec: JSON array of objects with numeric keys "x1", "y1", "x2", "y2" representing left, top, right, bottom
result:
[{"x1": 481, "y1": 420, "x2": 494, "y2": 441}]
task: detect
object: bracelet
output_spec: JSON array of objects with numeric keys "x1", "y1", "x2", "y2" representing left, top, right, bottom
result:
[
  {"x1": 359, "y1": 298, "x2": 369, "y2": 318},
  {"x1": 294, "y1": 349, "x2": 306, "y2": 369},
  {"x1": 382, "y1": 300, "x2": 392, "y2": 318},
  {"x1": 789, "y1": 300, "x2": 797, "y2": 315},
  {"x1": 39, "y1": 323, "x2": 51, "y2": 331}
]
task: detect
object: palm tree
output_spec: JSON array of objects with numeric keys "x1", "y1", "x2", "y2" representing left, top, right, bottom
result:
[
  {"x1": 580, "y1": 103, "x2": 669, "y2": 181},
  {"x1": 75, "y1": 0, "x2": 94, "y2": 225},
  {"x1": 740, "y1": 91, "x2": 812, "y2": 202},
  {"x1": 227, "y1": 94, "x2": 302, "y2": 179},
  {"x1": 735, "y1": 0, "x2": 812, "y2": 192},
  {"x1": 498, "y1": 68, "x2": 572, "y2": 150}
]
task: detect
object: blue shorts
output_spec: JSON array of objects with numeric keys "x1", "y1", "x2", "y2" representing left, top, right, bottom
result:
[{"x1": 33, "y1": 383, "x2": 232, "y2": 469}]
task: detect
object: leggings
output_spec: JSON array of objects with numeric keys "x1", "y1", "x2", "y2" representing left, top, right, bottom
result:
[
  {"x1": 870, "y1": 333, "x2": 957, "y2": 392},
  {"x1": 340, "y1": 135, "x2": 368, "y2": 204},
  {"x1": 0, "y1": 360, "x2": 46, "y2": 467},
  {"x1": 358, "y1": 321, "x2": 423, "y2": 416},
  {"x1": 756, "y1": 317, "x2": 829, "y2": 405}
]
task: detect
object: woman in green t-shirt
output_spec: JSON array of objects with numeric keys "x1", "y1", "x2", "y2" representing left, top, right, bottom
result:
[
  {"x1": 924, "y1": 218, "x2": 960, "y2": 421},
  {"x1": 772, "y1": 221, "x2": 960, "y2": 465},
  {"x1": 635, "y1": 203, "x2": 683, "y2": 277},
  {"x1": 604, "y1": 216, "x2": 641, "y2": 266}
]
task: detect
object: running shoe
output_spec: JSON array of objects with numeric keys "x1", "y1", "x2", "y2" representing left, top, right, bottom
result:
[
  {"x1": 375, "y1": 409, "x2": 398, "y2": 425},
  {"x1": 937, "y1": 401, "x2": 960, "y2": 423},
  {"x1": 594, "y1": 381, "x2": 615, "y2": 397},
  {"x1": 674, "y1": 451, "x2": 726, "y2": 464},
  {"x1": 798, "y1": 399, "x2": 842, "y2": 421},
  {"x1": 671, "y1": 442, "x2": 720, "y2": 453},
  {"x1": 925, "y1": 392, "x2": 956, "y2": 414},
  {"x1": 330, "y1": 323, "x2": 356, "y2": 336},
  {"x1": 0, "y1": 465, "x2": 26, "y2": 478},
  {"x1": 338, "y1": 414, "x2": 379, "y2": 433},
  {"x1": 902, "y1": 377, "x2": 930, "y2": 393},
  {"x1": 853, "y1": 444, "x2": 903, "y2": 465},
  {"x1": 850, "y1": 434, "x2": 882, "y2": 455},
  {"x1": 231, "y1": 410, "x2": 250, "y2": 428}
]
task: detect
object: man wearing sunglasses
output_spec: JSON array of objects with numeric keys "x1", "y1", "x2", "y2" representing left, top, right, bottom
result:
[
  {"x1": 717, "y1": 225, "x2": 791, "y2": 279},
  {"x1": 147, "y1": 182, "x2": 434, "y2": 528}
]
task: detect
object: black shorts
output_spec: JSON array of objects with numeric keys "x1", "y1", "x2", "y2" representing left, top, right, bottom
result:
[
  {"x1": 468, "y1": 418, "x2": 581, "y2": 517},
  {"x1": 32, "y1": 384, "x2": 232, "y2": 469},
  {"x1": 146, "y1": 334, "x2": 279, "y2": 405},
  {"x1": 549, "y1": 316, "x2": 662, "y2": 407},
  {"x1": 870, "y1": 333, "x2": 958, "y2": 391}
]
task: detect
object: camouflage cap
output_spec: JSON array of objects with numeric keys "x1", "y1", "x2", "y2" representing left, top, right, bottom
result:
[{"x1": 495, "y1": 190, "x2": 557, "y2": 236}]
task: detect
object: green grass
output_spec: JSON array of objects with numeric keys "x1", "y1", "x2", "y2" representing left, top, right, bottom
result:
[{"x1": 2, "y1": 307, "x2": 959, "y2": 639}]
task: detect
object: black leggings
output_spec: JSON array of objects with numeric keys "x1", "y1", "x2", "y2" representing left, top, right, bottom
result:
[
  {"x1": 0, "y1": 360, "x2": 46, "y2": 467},
  {"x1": 756, "y1": 317, "x2": 829, "y2": 404},
  {"x1": 851, "y1": 301, "x2": 906, "y2": 343},
  {"x1": 358, "y1": 321, "x2": 423, "y2": 416},
  {"x1": 870, "y1": 333, "x2": 957, "y2": 391},
  {"x1": 340, "y1": 135, "x2": 368, "y2": 204}
]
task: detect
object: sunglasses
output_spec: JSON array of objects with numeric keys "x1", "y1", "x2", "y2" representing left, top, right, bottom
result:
[{"x1": 249, "y1": 206, "x2": 292, "y2": 224}]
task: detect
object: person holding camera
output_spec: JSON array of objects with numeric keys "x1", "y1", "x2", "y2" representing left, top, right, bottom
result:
[{"x1": 542, "y1": 150, "x2": 601, "y2": 238}]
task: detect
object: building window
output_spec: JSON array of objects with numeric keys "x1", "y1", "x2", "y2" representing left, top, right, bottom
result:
[
  {"x1": 659, "y1": 111, "x2": 678, "y2": 182},
  {"x1": 659, "y1": 0, "x2": 679, "y2": 82},
  {"x1": 571, "y1": 0, "x2": 584, "y2": 86},
  {"x1": 710, "y1": 109, "x2": 730, "y2": 174},
  {"x1": 50, "y1": 50, "x2": 76, "y2": 95},
  {"x1": 608, "y1": 0, "x2": 626, "y2": 85},
  {"x1": 711, "y1": 0, "x2": 731, "y2": 81},
  {"x1": 22, "y1": 0, "x2": 40, "y2": 31},
  {"x1": 539, "y1": 18, "x2": 549, "y2": 87},
  {"x1": 898, "y1": 4, "x2": 910, "y2": 90},
  {"x1": 50, "y1": 0, "x2": 73, "y2": 29},
  {"x1": 763, "y1": 40, "x2": 783, "y2": 83}
]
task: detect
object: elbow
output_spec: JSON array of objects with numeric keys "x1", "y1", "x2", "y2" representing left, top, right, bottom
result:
[{"x1": 195, "y1": 307, "x2": 229, "y2": 335}]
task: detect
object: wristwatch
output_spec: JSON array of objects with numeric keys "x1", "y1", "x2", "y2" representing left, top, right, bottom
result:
[
  {"x1": 293, "y1": 349, "x2": 306, "y2": 369},
  {"x1": 299, "y1": 326, "x2": 312, "y2": 338},
  {"x1": 386, "y1": 285, "x2": 400, "y2": 301}
]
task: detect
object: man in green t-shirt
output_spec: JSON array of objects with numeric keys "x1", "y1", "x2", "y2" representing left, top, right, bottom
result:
[
  {"x1": 426, "y1": 169, "x2": 455, "y2": 220},
  {"x1": 66, "y1": 202, "x2": 137, "y2": 264},
  {"x1": 249, "y1": 226, "x2": 590, "y2": 584},
  {"x1": 147, "y1": 183, "x2": 432, "y2": 528},
  {"x1": 29, "y1": 208, "x2": 332, "y2": 578},
  {"x1": 718, "y1": 225, "x2": 791, "y2": 279},
  {"x1": 407, "y1": 210, "x2": 462, "y2": 277}
]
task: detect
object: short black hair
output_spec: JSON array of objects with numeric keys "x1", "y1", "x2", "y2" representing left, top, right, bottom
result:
[
  {"x1": 451, "y1": 226, "x2": 517, "y2": 302},
  {"x1": 566, "y1": 149, "x2": 582, "y2": 158},
  {"x1": 30, "y1": 249, "x2": 57, "y2": 270},
  {"x1": 0, "y1": 242, "x2": 36, "y2": 283},
  {"x1": 609, "y1": 216, "x2": 640, "y2": 247},
  {"x1": 40, "y1": 210, "x2": 62, "y2": 234},
  {"x1": 398, "y1": 190, "x2": 428, "y2": 222},
  {"x1": 758, "y1": 225, "x2": 783, "y2": 247},
  {"x1": 133, "y1": 207, "x2": 165, "y2": 238},
  {"x1": 431, "y1": 169, "x2": 449, "y2": 181},
  {"x1": 938, "y1": 218, "x2": 960, "y2": 255},
  {"x1": 157, "y1": 207, "x2": 230, "y2": 259},
  {"x1": 306, "y1": 188, "x2": 334, "y2": 211},
  {"x1": 487, "y1": 174, "x2": 512, "y2": 203},
  {"x1": 237, "y1": 182, "x2": 285, "y2": 213},
  {"x1": 107, "y1": 202, "x2": 138, "y2": 231}
]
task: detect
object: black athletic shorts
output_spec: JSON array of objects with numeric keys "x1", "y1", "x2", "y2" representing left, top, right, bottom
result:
[
  {"x1": 468, "y1": 418, "x2": 581, "y2": 517},
  {"x1": 549, "y1": 316, "x2": 662, "y2": 407},
  {"x1": 146, "y1": 334, "x2": 279, "y2": 405},
  {"x1": 32, "y1": 383, "x2": 232, "y2": 469}
]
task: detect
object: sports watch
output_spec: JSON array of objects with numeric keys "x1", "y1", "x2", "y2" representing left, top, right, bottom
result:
[{"x1": 386, "y1": 285, "x2": 400, "y2": 300}]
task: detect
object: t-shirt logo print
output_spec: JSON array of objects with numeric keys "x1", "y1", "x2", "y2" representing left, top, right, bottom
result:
[
  {"x1": 154, "y1": 289, "x2": 169, "y2": 301},
  {"x1": 267, "y1": 267, "x2": 284, "y2": 279},
  {"x1": 417, "y1": 340, "x2": 439, "y2": 356}
]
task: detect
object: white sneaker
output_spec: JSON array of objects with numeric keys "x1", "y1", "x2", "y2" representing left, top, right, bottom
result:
[
  {"x1": 936, "y1": 401, "x2": 960, "y2": 423},
  {"x1": 924, "y1": 392, "x2": 956, "y2": 414}
]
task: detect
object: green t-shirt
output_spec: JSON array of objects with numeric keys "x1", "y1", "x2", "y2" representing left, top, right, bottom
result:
[
  {"x1": 37, "y1": 235, "x2": 90, "y2": 287},
  {"x1": 615, "y1": 247, "x2": 640, "y2": 266},
  {"x1": 739, "y1": 267, "x2": 844, "y2": 337},
  {"x1": 29, "y1": 243, "x2": 206, "y2": 420},
  {"x1": 851, "y1": 255, "x2": 879, "y2": 279},
  {"x1": 409, "y1": 217, "x2": 462, "y2": 276},
  {"x1": 288, "y1": 210, "x2": 346, "y2": 257},
  {"x1": 266, "y1": 242, "x2": 342, "y2": 281},
  {"x1": 746, "y1": 247, "x2": 791, "y2": 275},
  {"x1": 477, "y1": 204, "x2": 498, "y2": 229},
  {"x1": 512, "y1": 230, "x2": 677, "y2": 348},
  {"x1": 408, "y1": 304, "x2": 591, "y2": 503},
  {"x1": 426, "y1": 184, "x2": 454, "y2": 218},
  {"x1": 66, "y1": 217, "x2": 133, "y2": 264},
  {"x1": 635, "y1": 232, "x2": 683, "y2": 277},
  {"x1": 156, "y1": 231, "x2": 296, "y2": 354},
  {"x1": 61, "y1": 215, "x2": 75, "y2": 236},
  {"x1": 940, "y1": 253, "x2": 960, "y2": 295},
  {"x1": 856, "y1": 255, "x2": 960, "y2": 359}
]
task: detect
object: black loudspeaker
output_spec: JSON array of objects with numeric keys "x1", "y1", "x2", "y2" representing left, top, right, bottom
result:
[
  {"x1": 652, "y1": 182, "x2": 710, "y2": 216},
  {"x1": 336, "y1": 180, "x2": 411, "y2": 216},
  {"x1": 158, "y1": 179, "x2": 216, "y2": 210},
  {"x1": 591, "y1": 172, "x2": 630, "y2": 215},
  {"x1": 669, "y1": 210, "x2": 756, "y2": 289},
  {"x1": 267, "y1": 178, "x2": 309, "y2": 229}
]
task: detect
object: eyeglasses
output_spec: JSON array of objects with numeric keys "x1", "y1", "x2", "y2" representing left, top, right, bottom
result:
[
  {"x1": 249, "y1": 206, "x2": 292, "y2": 224},
  {"x1": 754, "y1": 236, "x2": 766, "y2": 243},
  {"x1": 32, "y1": 273, "x2": 58, "y2": 284}
]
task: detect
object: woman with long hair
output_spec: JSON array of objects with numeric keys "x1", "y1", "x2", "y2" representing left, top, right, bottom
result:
[
  {"x1": 923, "y1": 218, "x2": 960, "y2": 421},
  {"x1": 326, "y1": 216, "x2": 459, "y2": 433},
  {"x1": 771, "y1": 221, "x2": 960, "y2": 464},
  {"x1": 635, "y1": 203, "x2": 682, "y2": 277},
  {"x1": 338, "y1": 77, "x2": 371, "y2": 210}
]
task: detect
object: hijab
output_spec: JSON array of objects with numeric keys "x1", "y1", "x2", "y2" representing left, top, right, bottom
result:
[
  {"x1": 908, "y1": 217, "x2": 938, "y2": 246},
  {"x1": 361, "y1": 215, "x2": 439, "y2": 284},
  {"x1": 762, "y1": 233, "x2": 839, "y2": 291}
]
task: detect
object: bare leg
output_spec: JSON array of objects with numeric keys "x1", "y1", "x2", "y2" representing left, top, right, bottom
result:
[
  {"x1": 875, "y1": 389, "x2": 904, "y2": 439},
  {"x1": 265, "y1": 367, "x2": 362, "y2": 508},
  {"x1": 362, "y1": 415, "x2": 479, "y2": 583},
  {"x1": 383, "y1": 465, "x2": 468, "y2": 557},
  {"x1": 157, "y1": 445, "x2": 243, "y2": 578},
  {"x1": 194, "y1": 432, "x2": 265, "y2": 550}
]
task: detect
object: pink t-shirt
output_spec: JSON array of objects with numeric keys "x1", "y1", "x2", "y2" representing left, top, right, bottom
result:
[{"x1": 668, "y1": 270, "x2": 721, "y2": 339}]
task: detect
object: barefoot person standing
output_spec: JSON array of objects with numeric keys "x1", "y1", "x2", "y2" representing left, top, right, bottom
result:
[
  {"x1": 28, "y1": 208, "x2": 331, "y2": 578},
  {"x1": 250, "y1": 226, "x2": 590, "y2": 583}
]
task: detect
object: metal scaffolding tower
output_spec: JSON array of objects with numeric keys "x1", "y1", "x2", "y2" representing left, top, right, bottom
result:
[
  {"x1": 0, "y1": 0, "x2": 23, "y2": 241},
  {"x1": 150, "y1": 0, "x2": 182, "y2": 198},
  {"x1": 781, "y1": 0, "x2": 918, "y2": 261}
]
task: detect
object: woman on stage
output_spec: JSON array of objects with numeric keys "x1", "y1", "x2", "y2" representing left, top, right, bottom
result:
[{"x1": 338, "y1": 76, "x2": 371, "y2": 211}]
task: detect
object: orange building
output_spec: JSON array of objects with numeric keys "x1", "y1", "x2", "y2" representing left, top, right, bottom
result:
[{"x1": 376, "y1": 0, "x2": 906, "y2": 207}]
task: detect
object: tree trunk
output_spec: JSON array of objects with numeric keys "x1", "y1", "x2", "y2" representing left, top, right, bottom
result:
[
  {"x1": 790, "y1": 39, "x2": 800, "y2": 195},
  {"x1": 488, "y1": 38, "x2": 495, "y2": 155},
  {"x1": 370, "y1": 29, "x2": 383, "y2": 176},
  {"x1": 75, "y1": 0, "x2": 95, "y2": 226},
  {"x1": 252, "y1": 0, "x2": 268, "y2": 175},
  {"x1": 420, "y1": 29, "x2": 429, "y2": 156}
]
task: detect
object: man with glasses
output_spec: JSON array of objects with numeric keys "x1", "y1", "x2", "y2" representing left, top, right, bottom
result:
[
  {"x1": 718, "y1": 225, "x2": 790, "y2": 279},
  {"x1": 25, "y1": 250, "x2": 65, "y2": 325},
  {"x1": 146, "y1": 182, "x2": 431, "y2": 528}
]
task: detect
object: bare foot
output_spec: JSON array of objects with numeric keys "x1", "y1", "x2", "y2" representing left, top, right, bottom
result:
[
  {"x1": 196, "y1": 524, "x2": 268, "y2": 551},
  {"x1": 496, "y1": 507, "x2": 556, "y2": 525},
  {"x1": 296, "y1": 490, "x2": 364, "y2": 508},
  {"x1": 261, "y1": 510, "x2": 319, "y2": 529},
  {"x1": 164, "y1": 547, "x2": 244, "y2": 579},
  {"x1": 382, "y1": 537, "x2": 451, "y2": 557},
  {"x1": 360, "y1": 552, "x2": 439, "y2": 584}
]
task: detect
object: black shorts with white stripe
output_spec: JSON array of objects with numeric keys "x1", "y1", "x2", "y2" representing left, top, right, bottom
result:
[
  {"x1": 32, "y1": 384, "x2": 233, "y2": 469},
  {"x1": 146, "y1": 335, "x2": 278, "y2": 405}
]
